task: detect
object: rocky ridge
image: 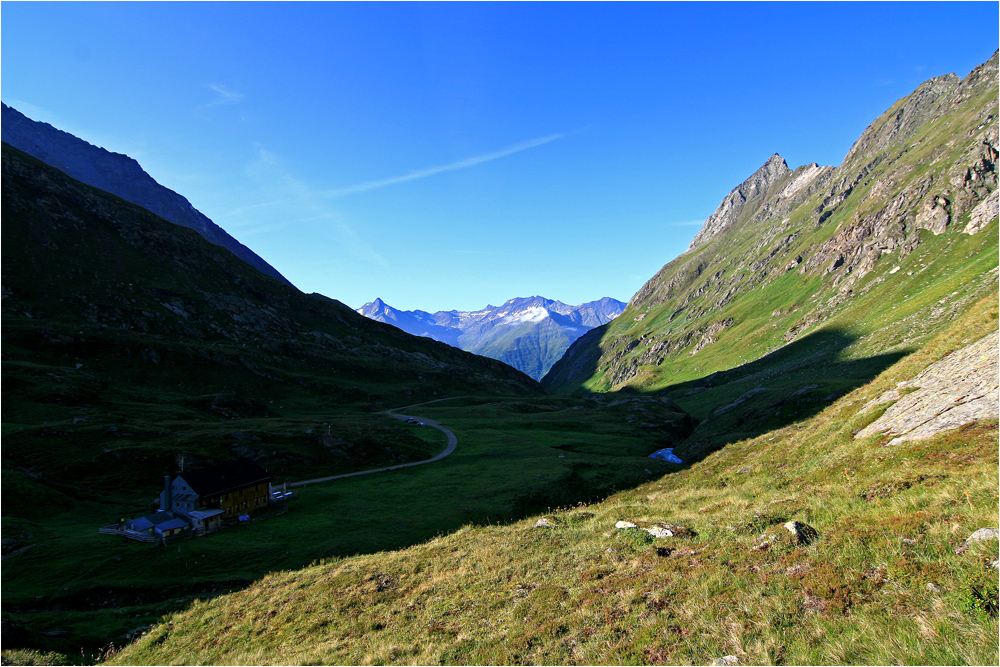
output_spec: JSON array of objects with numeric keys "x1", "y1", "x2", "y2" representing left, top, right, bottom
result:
[
  {"x1": 1, "y1": 103, "x2": 291, "y2": 286},
  {"x1": 545, "y1": 52, "x2": 998, "y2": 401},
  {"x1": 686, "y1": 153, "x2": 794, "y2": 252}
]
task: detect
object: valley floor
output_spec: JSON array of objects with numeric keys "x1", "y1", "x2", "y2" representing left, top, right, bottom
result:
[{"x1": 96, "y1": 298, "x2": 999, "y2": 666}]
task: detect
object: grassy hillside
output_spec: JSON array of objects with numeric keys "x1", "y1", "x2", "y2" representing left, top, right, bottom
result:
[
  {"x1": 102, "y1": 292, "x2": 998, "y2": 666},
  {"x1": 1, "y1": 394, "x2": 693, "y2": 661},
  {"x1": 544, "y1": 55, "x2": 998, "y2": 463}
]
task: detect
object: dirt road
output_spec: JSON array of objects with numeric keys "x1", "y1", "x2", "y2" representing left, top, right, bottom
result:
[{"x1": 286, "y1": 399, "x2": 460, "y2": 488}]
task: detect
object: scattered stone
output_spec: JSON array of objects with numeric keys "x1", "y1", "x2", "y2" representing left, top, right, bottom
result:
[
  {"x1": 616, "y1": 520, "x2": 694, "y2": 539},
  {"x1": 926, "y1": 583, "x2": 941, "y2": 593},
  {"x1": 709, "y1": 656, "x2": 739, "y2": 666},
  {"x1": 535, "y1": 517, "x2": 556, "y2": 529},
  {"x1": 956, "y1": 527, "x2": 1000, "y2": 554},
  {"x1": 644, "y1": 525, "x2": 675, "y2": 539},
  {"x1": 752, "y1": 533, "x2": 779, "y2": 551},
  {"x1": 965, "y1": 527, "x2": 999, "y2": 544},
  {"x1": 783, "y1": 520, "x2": 819, "y2": 546}
]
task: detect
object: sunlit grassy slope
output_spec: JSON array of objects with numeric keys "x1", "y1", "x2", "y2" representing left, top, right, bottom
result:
[
  {"x1": 544, "y1": 54, "x2": 998, "y2": 433},
  {"x1": 104, "y1": 293, "x2": 999, "y2": 666}
]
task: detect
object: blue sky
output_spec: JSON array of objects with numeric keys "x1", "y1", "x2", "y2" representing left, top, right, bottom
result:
[{"x1": 3, "y1": 2, "x2": 997, "y2": 312}]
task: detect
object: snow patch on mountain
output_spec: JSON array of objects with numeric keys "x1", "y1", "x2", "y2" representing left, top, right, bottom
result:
[{"x1": 356, "y1": 296, "x2": 626, "y2": 380}]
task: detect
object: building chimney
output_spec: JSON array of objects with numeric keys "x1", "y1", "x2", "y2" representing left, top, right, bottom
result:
[{"x1": 162, "y1": 475, "x2": 172, "y2": 511}]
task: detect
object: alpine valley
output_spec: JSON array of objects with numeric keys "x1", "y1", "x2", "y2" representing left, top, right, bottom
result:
[
  {"x1": 2, "y1": 53, "x2": 998, "y2": 667},
  {"x1": 357, "y1": 296, "x2": 626, "y2": 380}
]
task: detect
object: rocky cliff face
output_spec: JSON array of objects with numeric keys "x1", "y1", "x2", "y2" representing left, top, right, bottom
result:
[
  {"x1": 544, "y1": 52, "x2": 998, "y2": 459},
  {"x1": 686, "y1": 153, "x2": 794, "y2": 251},
  {"x1": 1, "y1": 103, "x2": 291, "y2": 286},
  {"x1": 358, "y1": 296, "x2": 626, "y2": 380}
]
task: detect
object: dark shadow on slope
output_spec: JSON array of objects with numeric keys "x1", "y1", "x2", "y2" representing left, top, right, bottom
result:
[{"x1": 658, "y1": 329, "x2": 910, "y2": 463}]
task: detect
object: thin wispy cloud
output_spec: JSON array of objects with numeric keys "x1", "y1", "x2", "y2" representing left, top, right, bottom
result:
[
  {"x1": 206, "y1": 83, "x2": 245, "y2": 106},
  {"x1": 323, "y1": 132, "x2": 572, "y2": 198},
  {"x1": 242, "y1": 146, "x2": 386, "y2": 266}
]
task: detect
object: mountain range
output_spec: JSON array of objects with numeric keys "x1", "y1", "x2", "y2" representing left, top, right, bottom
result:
[
  {"x1": 1, "y1": 141, "x2": 541, "y2": 492},
  {"x1": 358, "y1": 296, "x2": 626, "y2": 380}
]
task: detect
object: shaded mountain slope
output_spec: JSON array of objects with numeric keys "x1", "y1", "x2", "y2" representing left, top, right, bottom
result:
[
  {"x1": 1, "y1": 143, "x2": 542, "y2": 491},
  {"x1": 1, "y1": 103, "x2": 290, "y2": 285},
  {"x1": 544, "y1": 52, "x2": 998, "y2": 460},
  {"x1": 358, "y1": 296, "x2": 626, "y2": 380}
]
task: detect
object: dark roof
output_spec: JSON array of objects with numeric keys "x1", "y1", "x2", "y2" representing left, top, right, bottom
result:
[{"x1": 178, "y1": 459, "x2": 271, "y2": 498}]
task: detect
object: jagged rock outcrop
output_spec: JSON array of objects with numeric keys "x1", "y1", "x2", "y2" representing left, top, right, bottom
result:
[
  {"x1": 1, "y1": 104, "x2": 291, "y2": 286},
  {"x1": 856, "y1": 331, "x2": 999, "y2": 445},
  {"x1": 687, "y1": 154, "x2": 793, "y2": 251}
]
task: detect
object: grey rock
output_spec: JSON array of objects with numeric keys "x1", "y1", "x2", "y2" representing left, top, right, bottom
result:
[
  {"x1": 965, "y1": 527, "x2": 999, "y2": 544},
  {"x1": 709, "y1": 656, "x2": 740, "y2": 666},
  {"x1": 964, "y1": 189, "x2": 999, "y2": 235},
  {"x1": 857, "y1": 331, "x2": 999, "y2": 444},
  {"x1": 914, "y1": 195, "x2": 951, "y2": 234},
  {"x1": 644, "y1": 525, "x2": 675, "y2": 539},
  {"x1": 783, "y1": 520, "x2": 819, "y2": 546},
  {"x1": 535, "y1": 517, "x2": 557, "y2": 528},
  {"x1": 688, "y1": 154, "x2": 792, "y2": 251}
]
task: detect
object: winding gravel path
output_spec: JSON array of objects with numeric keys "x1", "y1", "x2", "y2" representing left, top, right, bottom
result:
[{"x1": 286, "y1": 398, "x2": 460, "y2": 488}]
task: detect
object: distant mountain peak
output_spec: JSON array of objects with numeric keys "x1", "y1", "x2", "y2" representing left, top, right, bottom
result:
[{"x1": 357, "y1": 296, "x2": 627, "y2": 380}]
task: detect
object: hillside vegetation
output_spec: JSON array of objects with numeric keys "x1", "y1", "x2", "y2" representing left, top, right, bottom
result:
[
  {"x1": 544, "y1": 53, "x2": 998, "y2": 461},
  {"x1": 107, "y1": 293, "x2": 998, "y2": 666}
]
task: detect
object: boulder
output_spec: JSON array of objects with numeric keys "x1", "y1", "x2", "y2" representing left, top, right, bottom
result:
[
  {"x1": 783, "y1": 520, "x2": 819, "y2": 546},
  {"x1": 965, "y1": 527, "x2": 999, "y2": 544},
  {"x1": 914, "y1": 196, "x2": 951, "y2": 234},
  {"x1": 709, "y1": 656, "x2": 740, "y2": 666}
]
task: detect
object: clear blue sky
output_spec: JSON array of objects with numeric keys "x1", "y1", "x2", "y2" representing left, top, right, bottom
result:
[{"x1": 3, "y1": 2, "x2": 997, "y2": 312}]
